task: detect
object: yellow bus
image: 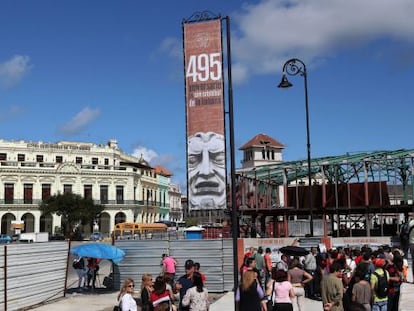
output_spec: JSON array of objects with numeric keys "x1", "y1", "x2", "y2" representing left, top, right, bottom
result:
[{"x1": 113, "y1": 222, "x2": 168, "y2": 239}]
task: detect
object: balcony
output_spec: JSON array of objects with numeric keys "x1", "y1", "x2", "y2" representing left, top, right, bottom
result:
[
  {"x1": 0, "y1": 199, "x2": 42, "y2": 205},
  {"x1": 0, "y1": 198, "x2": 173, "y2": 211}
]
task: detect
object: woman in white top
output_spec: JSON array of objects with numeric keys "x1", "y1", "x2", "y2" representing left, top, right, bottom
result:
[
  {"x1": 182, "y1": 272, "x2": 210, "y2": 311},
  {"x1": 118, "y1": 278, "x2": 138, "y2": 311}
]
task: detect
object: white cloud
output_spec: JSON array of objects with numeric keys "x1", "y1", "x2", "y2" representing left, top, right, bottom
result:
[
  {"x1": 229, "y1": 0, "x2": 414, "y2": 83},
  {"x1": 131, "y1": 146, "x2": 186, "y2": 182},
  {"x1": 132, "y1": 146, "x2": 159, "y2": 162},
  {"x1": 0, "y1": 55, "x2": 32, "y2": 89},
  {"x1": 59, "y1": 106, "x2": 100, "y2": 135},
  {"x1": 171, "y1": 0, "x2": 414, "y2": 83}
]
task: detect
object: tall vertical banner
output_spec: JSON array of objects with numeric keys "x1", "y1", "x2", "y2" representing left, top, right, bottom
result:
[{"x1": 183, "y1": 18, "x2": 226, "y2": 210}]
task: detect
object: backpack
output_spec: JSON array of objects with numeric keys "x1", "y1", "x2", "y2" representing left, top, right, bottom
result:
[
  {"x1": 72, "y1": 257, "x2": 84, "y2": 269},
  {"x1": 373, "y1": 269, "x2": 388, "y2": 298}
]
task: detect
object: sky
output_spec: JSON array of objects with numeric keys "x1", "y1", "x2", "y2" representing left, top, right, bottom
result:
[{"x1": 1, "y1": 0, "x2": 414, "y2": 192}]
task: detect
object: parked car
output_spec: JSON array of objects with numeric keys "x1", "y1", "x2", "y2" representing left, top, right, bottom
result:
[
  {"x1": 0, "y1": 234, "x2": 12, "y2": 244},
  {"x1": 90, "y1": 232, "x2": 104, "y2": 241}
]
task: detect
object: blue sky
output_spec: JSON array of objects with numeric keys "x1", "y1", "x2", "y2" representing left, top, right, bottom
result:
[{"x1": 1, "y1": 0, "x2": 414, "y2": 191}]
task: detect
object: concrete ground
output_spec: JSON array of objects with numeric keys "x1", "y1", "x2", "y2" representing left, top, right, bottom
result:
[
  {"x1": 25, "y1": 261, "x2": 414, "y2": 311},
  {"x1": 26, "y1": 282, "x2": 414, "y2": 311}
]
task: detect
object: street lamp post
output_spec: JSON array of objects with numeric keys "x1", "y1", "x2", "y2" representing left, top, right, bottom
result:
[{"x1": 278, "y1": 58, "x2": 314, "y2": 237}]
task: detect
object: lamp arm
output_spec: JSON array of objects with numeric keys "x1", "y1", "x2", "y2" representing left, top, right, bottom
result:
[{"x1": 282, "y1": 58, "x2": 307, "y2": 78}]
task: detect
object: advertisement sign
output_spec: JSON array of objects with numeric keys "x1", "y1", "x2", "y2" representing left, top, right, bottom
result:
[{"x1": 183, "y1": 18, "x2": 226, "y2": 210}]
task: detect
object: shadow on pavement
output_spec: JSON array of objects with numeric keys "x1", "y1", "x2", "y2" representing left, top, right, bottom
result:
[{"x1": 66, "y1": 286, "x2": 118, "y2": 295}]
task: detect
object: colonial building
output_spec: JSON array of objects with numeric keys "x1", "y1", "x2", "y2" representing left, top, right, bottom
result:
[
  {"x1": 0, "y1": 139, "x2": 182, "y2": 236},
  {"x1": 239, "y1": 133, "x2": 285, "y2": 169}
]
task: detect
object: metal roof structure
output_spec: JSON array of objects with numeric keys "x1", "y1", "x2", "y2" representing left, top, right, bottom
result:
[
  {"x1": 239, "y1": 148, "x2": 414, "y2": 187},
  {"x1": 233, "y1": 149, "x2": 414, "y2": 238}
]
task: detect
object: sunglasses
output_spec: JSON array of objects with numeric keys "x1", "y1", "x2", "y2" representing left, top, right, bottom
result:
[{"x1": 128, "y1": 284, "x2": 135, "y2": 288}]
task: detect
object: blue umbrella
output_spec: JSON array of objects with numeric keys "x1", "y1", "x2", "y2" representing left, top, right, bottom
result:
[{"x1": 70, "y1": 243, "x2": 126, "y2": 264}]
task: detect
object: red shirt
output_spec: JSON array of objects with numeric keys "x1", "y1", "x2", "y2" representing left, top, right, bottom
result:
[
  {"x1": 264, "y1": 253, "x2": 272, "y2": 271},
  {"x1": 199, "y1": 271, "x2": 207, "y2": 283},
  {"x1": 150, "y1": 290, "x2": 170, "y2": 307}
]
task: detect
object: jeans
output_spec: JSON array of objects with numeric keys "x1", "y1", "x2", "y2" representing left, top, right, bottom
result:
[
  {"x1": 372, "y1": 300, "x2": 387, "y2": 311},
  {"x1": 304, "y1": 270, "x2": 315, "y2": 297},
  {"x1": 76, "y1": 268, "x2": 88, "y2": 287}
]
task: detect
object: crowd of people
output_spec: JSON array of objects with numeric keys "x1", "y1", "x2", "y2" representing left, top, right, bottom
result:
[
  {"x1": 236, "y1": 244, "x2": 408, "y2": 311},
  {"x1": 116, "y1": 254, "x2": 209, "y2": 311},
  {"x1": 73, "y1": 242, "x2": 409, "y2": 311}
]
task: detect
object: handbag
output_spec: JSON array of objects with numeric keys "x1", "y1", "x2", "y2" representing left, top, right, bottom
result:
[
  {"x1": 113, "y1": 299, "x2": 122, "y2": 311},
  {"x1": 266, "y1": 281, "x2": 275, "y2": 311}
]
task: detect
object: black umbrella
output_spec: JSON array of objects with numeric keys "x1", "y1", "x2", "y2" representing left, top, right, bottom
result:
[{"x1": 279, "y1": 245, "x2": 309, "y2": 257}]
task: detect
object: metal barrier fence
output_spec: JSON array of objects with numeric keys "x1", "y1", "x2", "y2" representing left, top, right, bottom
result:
[
  {"x1": 114, "y1": 238, "x2": 234, "y2": 293},
  {"x1": 0, "y1": 241, "x2": 68, "y2": 311}
]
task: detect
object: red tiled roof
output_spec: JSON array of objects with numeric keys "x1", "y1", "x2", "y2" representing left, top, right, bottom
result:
[
  {"x1": 154, "y1": 165, "x2": 172, "y2": 177},
  {"x1": 239, "y1": 133, "x2": 285, "y2": 150}
]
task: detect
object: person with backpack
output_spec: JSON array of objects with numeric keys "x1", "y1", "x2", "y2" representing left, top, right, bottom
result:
[
  {"x1": 356, "y1": 252, "x2": 375, "y2": 282},
  {"x1": 370, "y1": 258, "x2": 389, "y2": 311},
  {"x1": 72, "y1": 256, "x2": 87, "y2": 290}
]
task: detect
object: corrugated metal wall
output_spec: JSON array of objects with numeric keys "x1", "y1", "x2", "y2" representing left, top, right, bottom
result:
[
  {"x1": 0, "y1": 238, "x2": 236, "y2": 310},
  {"x1": 114, "y1": 238, "x2": 234, "y2": 293},
  {"x1": 0, "y1": 242, "x2": 69, "y2": 311}
]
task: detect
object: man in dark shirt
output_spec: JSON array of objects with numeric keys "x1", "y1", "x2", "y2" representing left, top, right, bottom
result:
[{"x1": 174, "y1": 259, "x2": 195, "y2": 311}]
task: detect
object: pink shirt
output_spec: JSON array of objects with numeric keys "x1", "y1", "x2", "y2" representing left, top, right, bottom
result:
[
  {"x1": 163, "y1": 257, "x2": 176, "y2": 273},
  {"x1": 273, "y1": 281, "x2": 292, "y2": 303}
]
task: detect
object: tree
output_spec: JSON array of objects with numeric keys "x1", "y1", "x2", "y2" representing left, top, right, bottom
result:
[
  {"x1": 184, "y1": 217, "x2": 198, "y2": 227},
  {"x1": 39, "y1": 192, "x2": 105, "y2": 238}
]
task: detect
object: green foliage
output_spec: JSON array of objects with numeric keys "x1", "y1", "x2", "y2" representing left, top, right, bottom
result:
[
  {"x1": 184, "y1": 217, "x2": 198, "y2": 227},
  {"x1": 39, "y1": 192, "x2": 104, "y2": 236}
]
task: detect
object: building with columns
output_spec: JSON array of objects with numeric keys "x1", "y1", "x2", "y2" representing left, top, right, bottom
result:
[{"x1": 0, "y1": 139, "x2": 182, "y2": 236}]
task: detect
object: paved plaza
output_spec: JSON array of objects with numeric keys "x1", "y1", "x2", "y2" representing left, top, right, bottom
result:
[{"x1": 26, "y1": 254, "x2": 414, "y2": 311}]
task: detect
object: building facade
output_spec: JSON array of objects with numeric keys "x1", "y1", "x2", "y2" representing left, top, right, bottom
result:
[{"x1": 0, "y1": 139, "x2": 182, "y2": 236}]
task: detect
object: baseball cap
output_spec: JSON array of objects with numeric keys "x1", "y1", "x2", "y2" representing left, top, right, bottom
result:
[
  {"x1": 375, "y1": 258, "x2": 385, "y2": 268},
  {"x1": 185, "y1": 259, "x2": 194, "y2": 269}
]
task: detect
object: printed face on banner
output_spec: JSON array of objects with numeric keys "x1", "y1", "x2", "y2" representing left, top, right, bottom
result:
[
  {"x1": 184, "y1": 19, "x2": 226, "y2": 210},
  {"x1": 188, "y1": 131, "x2": 226, "y2": 209}
]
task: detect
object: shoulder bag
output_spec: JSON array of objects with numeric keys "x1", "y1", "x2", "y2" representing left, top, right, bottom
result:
[{"x1": 266, "y1": 281, "x2": 276, "y2": 311}]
